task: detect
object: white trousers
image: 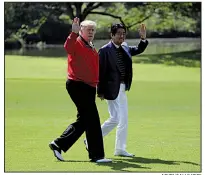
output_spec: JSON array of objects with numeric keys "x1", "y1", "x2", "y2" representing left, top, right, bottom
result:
[{"x1": 101, "y1": 84, "x2": 128, "y2": 151}]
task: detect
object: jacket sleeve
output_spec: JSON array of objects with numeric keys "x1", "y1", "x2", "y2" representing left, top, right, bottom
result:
[
  {"x1": 97, "y1": 48, "x2": 107, "y2": 95},
  {"x1": 64, "y1": 32, "x2": 78, "y2": 54},
  {"x1": 129, "y1": 40, "x2": 149, "y2": 56}
]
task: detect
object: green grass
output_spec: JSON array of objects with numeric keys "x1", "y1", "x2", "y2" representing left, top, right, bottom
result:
[
  {"x1": 133, "y1": 49, "x2": 201, "y2": 67},
  {"x1": 5, "y1": 55, "x2": 201, "y2": 172}
]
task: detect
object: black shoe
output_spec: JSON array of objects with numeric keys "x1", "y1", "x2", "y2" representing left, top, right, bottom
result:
[{"x1": 49, "y1": 141, "x2": 64, "y2": 161}]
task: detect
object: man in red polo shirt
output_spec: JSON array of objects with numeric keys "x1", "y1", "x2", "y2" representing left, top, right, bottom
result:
[{"x1": 49, "y1": 17, "x2": 111, "y2": 163}]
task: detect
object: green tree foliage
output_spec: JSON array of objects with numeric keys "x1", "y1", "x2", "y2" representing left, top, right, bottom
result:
[
  {"x1": 4, "y1": 2, "x2": 201, "y2": 42},
  {"x1": 88, "y1": 2, "x2": 200, "y2": 38}
]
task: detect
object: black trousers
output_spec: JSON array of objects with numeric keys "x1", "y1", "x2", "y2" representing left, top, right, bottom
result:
[{"x1": 54, "y1": 79, "x2": 105, "y2": 160}]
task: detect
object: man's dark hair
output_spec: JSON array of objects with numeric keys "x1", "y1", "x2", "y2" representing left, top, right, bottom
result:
[{"x1": 110, "y1": 23, "x2": 126, "y2": 35}]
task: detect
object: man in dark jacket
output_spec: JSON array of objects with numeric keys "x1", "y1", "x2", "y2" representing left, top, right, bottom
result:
[{"x1": 96, "y1": 23, "x2": 148, "y2": 157}]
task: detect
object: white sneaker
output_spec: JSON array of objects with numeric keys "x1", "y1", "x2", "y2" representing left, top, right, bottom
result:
[
  {"x1": 95, "y1": 158, "x2": 112, "y2": 163},
  {"x1": 53, "y1": 150, "x2": 64, "y2": 161},
  {"x1": 114, "y1": 150, "x2": 135, "y2": 157},
  {"x1": 49, "y1": 141, "x2": 64, "y2": 161}
]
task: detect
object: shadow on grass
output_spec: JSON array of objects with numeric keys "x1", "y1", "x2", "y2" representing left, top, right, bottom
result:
[
  {"x1": 113, "y1": 156, "x2": 200, "y2": 166},
  {"x1": 96, "y1": 159, "x2": 151, "y2": 172},
  {"x1": 96, "y1": 156, "x2": 200, "y2": 172},
  {"x1": 58, "y1": 156, "x2": 200, "y2": 172},
  {"x1": 61, "y1": 160, "x2": 90, "y2": 163},
  {"x1": 61, "y1": 159, "x2": 150, "y2": 172},
  {"x1": 134, "y1": 49, "x2": 201, "y2": 67}
]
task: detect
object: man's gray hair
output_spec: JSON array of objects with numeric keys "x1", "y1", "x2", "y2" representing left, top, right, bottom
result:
[{"x1": 80, "y1": 20, "x2": 97, "y2": 28}]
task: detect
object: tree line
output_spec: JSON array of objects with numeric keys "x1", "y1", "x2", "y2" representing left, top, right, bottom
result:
[{"x1": 5, "y1": 2, "x2": 201, "y2": 49}]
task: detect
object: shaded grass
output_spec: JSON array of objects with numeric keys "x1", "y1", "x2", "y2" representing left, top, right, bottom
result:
[
  {"x1": 133, "y1": 49, "x2": 201, "y2": 67},
  {"x1": 5, "y1": 55, "x2": 201, "y2": 172}
]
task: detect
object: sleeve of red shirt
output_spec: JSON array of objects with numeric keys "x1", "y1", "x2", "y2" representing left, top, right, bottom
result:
[{"x1": 64, "y1": 32, "x2": 78, "y2": 54}]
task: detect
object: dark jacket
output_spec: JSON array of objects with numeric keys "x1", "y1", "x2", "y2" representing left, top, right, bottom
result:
[{"x1": 97, "y1": 40, "x2": 148, "y2": 100}]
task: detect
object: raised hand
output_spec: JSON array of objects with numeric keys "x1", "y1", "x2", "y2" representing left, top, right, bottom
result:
[
  {"x1": 138, "y1": 24, "x2": 146, "y2": 39},
  {"x1": 72, "y1": 17, "x2": 80, "y2": 34}
]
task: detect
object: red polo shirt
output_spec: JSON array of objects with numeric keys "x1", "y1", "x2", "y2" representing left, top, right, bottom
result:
[{"x1": 64, "y1": 32, "x2": 99, "y2": 87}]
